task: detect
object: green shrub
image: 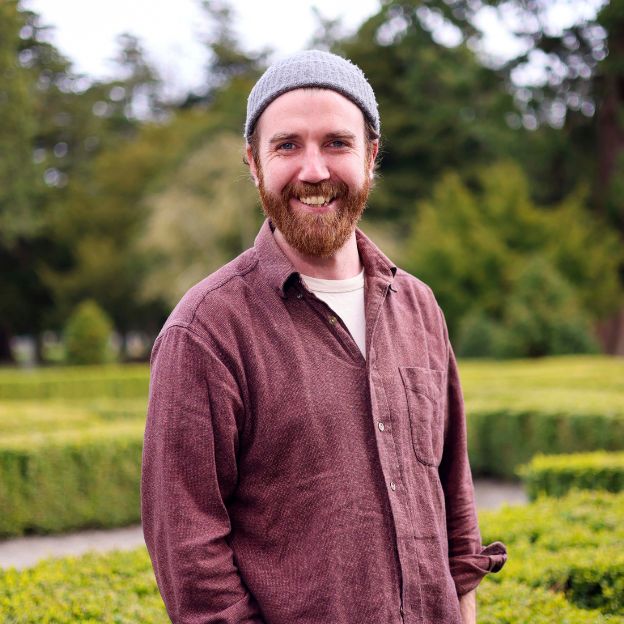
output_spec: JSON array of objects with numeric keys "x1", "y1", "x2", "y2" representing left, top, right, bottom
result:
[
  {"x1": 0, "y1": 425, "x2": 143, "y2": 536},
  {"x1": 2, "y1": 491, "x2": 624, "y2": 623},
  {"x1": 477, "y1": 579, "x2": 622, "y2": 623},
  {"x1": 518, "y1": 451, "x2": 624, "y2": 500},
  {"x1": 480, "y1": 490, "x2": 624, "y2": 615},
  {"x1": 64, "y1": 300, "x2": 115, "y2": 365},
  {"x1": 0, "y1": 364, "x2": 149, "y2": 400},
  {"x1": 0, "y1": 549, "x2": 168, "y2": 623},
  {"x1": 458, "y1": 257, "x2": 600, "y2": 358}
]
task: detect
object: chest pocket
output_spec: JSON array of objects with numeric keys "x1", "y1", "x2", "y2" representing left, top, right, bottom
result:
[{"x1": 399, "y1": 366, "x2": 445, "y2": 467}]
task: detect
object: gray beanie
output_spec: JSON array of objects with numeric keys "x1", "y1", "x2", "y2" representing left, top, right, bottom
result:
[{"x1": 245, "y1": 49, "x2": 379, "y2": 139}]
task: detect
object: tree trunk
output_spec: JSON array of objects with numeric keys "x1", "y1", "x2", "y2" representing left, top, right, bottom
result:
[{"x1": 0, "y1": 325, "x2": 14, "y2": 363}]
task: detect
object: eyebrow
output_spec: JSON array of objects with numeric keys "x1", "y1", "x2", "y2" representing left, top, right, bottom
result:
[{"x1": 268, "y1": 130, "x2": 358, "y2": 145}]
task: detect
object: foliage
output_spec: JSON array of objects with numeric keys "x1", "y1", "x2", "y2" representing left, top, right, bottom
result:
[
  {"x1": 0, "y1": 549, "x2": 168, "y2": 623},
  {"x1": 338, "y1": 3, "x2": 518, "y2": 223},
  {"x1": 0, "y1": 0, "x2": 38, "y2": 247},
  {"x1": 3, "y1": 491, "x2": 624, "y2": 622},
  {"x1": 64, "y1": 300, "x2": 114, "y2": 365},
  {"x1": 0, "y1": 364, "x2": 148, "y2": 401},
  {"x1": 479, "y1": 489, "x2": 624, "y2": 615},
  {"x1": 518, "y1": 451, "x2": 624, "y2": 500},
  {"x1": 401, "y1": 162, "x2": 623, "y2": 349},
  {"x1": 0, "y1": 425, "x2": 143, "y2": 537},
  {"x1": 138, "y1": 131, "x2": 262, "y2": 307}
]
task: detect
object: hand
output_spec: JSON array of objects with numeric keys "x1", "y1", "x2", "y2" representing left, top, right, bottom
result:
[{"x1": 458, "y1": 588, "x2": 476, "y2": 624}]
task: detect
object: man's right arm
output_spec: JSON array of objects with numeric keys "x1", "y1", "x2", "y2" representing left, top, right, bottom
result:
[{"x1": 141, "y1": 324, "x2": 264, "y2": 624}]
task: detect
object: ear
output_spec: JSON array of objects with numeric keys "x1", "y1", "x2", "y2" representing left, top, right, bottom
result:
[
  {"x1": 246, "y1": 144, "x2": 259, "y2": 187},
  {"x1": 367, "y1": 140, "x2": 379, "y2": 179}
]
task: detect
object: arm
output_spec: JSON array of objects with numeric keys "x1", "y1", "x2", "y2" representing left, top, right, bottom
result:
[
  {"x1": 141, "y1": 325, "x2": 264, "y2": 624},
  {"x1": 437, "y1": 313, "x2": 507, "y2": 597}
]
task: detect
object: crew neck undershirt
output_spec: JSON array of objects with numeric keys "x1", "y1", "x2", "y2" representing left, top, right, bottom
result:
[{"x1": 300, "y1": 269, "x2": 366, "y2": 358}]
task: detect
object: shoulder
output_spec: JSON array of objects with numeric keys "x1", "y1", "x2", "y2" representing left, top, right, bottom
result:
[
  {"x1": 393, "y1": 266, "x2": 448, "y2": 341},
  {"x1": 156, "y1": 247, "x2": 260, "y2": 346}
]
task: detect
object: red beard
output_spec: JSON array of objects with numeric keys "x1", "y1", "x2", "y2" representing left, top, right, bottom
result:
[{"x1": 257, "y1": 170, "x2": 371, "y2": 258}]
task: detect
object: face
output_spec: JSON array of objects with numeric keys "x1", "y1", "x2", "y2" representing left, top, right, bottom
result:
[{"x1": 247, "y1": 88, "x2": 378, "y2": 257}]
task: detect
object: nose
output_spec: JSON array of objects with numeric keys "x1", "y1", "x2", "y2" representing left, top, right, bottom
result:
[{"x1": 298, "y1": 146, "x2": 329, "y2": 183}]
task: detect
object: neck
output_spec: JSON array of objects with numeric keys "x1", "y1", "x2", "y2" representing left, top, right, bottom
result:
[{"x1": 273, "y1": 228, "x2": 363, "y2": 279}]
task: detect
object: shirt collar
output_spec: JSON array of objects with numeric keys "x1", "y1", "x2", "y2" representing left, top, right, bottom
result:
[{"x1": 254, "y1": 218, "x2": 398, "y2": 299}]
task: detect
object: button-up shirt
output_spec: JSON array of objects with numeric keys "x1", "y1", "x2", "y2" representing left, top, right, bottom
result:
[{"x1": 141, "y1": 219, "x2": 507, "y2": 624}]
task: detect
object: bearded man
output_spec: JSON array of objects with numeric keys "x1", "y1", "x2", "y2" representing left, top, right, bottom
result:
[{"x1": 141, "y1": 50, "x2": 507, "y2": 624}]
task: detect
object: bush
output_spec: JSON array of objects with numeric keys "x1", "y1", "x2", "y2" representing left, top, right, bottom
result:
[
  {"x1": 0, "y1": 425, "x2": 143, "y2": 536},
  {"x1": 480, "y1": 489, "x2": 624, "y2": 616},
  {"x1": 0, "y1": 549, "x2": 168, "y2": 623},
  {"x1": 457, "y1": 257, "x2": 599, "y2": 358},
  {"x1": 2, "y1": 491, "x2": 624, "y2": 623},
  {"x1": 0, "y1": 364, "x2": 149, "y2": 400},
  {"x1": 401, "y1": 163, "x2": 623, "y2": 344},
  {"x1": 64, "y1": 300, "x2": 114, "y2": 365},
  {"x1": 518, "y1": 451, "x2": 624, "y2": 500}
]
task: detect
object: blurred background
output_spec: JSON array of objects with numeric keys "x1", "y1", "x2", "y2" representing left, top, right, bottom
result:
[
  {"x1": 1, "y1": 1, "x2": 624, "y2": 622},
  {"x1": 2, "y1": 0, "x2": 623, "y2": 365}
]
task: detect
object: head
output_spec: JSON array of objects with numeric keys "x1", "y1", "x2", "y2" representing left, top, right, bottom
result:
[{"x1": 244, "y1": 50, "x2": 380, "y2": 257}]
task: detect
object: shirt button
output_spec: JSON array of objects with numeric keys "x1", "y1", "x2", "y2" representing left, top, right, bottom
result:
[
  {"x1": 296, "y1": 293, "x2": 303, "y2": 299},
  {"x1": 378, "y1": 422, "x2": 385, "y2": 432},
  {"x1": 328, "y1": 315, "x2": 337, "y2": 325},
  {"x1": 390, "y1": 481, "x2": 396, "y2": 491}
]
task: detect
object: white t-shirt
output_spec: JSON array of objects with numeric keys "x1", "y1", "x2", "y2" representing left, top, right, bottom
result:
[{"x1": 300, "y1": 268, "x2": 366, "y2": 358}]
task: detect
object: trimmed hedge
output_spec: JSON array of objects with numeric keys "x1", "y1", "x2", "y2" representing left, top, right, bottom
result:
[
  {"x1": 0, "y1": 549, "x2": 168, "y2": 623},
  {"x1": 0, "y1": 425, "x2": 143, "y2": 537},
  {"x1": 477, "y1": 580, "x2": 621, "y2": 623},
  {"x1": 517, "y1": 451, "x2": 624, "y2": 500},
  {"x1": 0, "y1": 355, "x2": 621, "y2": 536},
  {"x1": 0, "y1": 399, "x2": 147, "y2": 437},
  {"x1": 479, "y1": 490, "x2": 624, "y2": 616},
  {"x1": 0, "y1": 364, "x2": 149, "y2": 400},
  {"x1": 467, "y1": 410, "x2": 624, "y2": 478},
  {"x1": 2, "y1": 490, "x2": 624, "y2": 623}
]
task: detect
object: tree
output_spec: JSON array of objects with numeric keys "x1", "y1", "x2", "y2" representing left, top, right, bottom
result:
[
  {"x1": 401, "y1": 162, "x2": 622, "y2": 347},
  {"x1": 338, "y1": 2, "x2": 520, "y2": 224},
  {"x1": 138, "y1": 131, "x2": 262, "y2": 308}
]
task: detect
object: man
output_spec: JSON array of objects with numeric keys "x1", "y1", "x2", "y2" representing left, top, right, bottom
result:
[{"x1": 141, "y1": 50, "x2": 507, "y2": 624}]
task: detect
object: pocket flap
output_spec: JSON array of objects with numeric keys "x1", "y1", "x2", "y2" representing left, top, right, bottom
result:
[{"x1": 399, "y1": 366, "x2": 444, "y2": 400}]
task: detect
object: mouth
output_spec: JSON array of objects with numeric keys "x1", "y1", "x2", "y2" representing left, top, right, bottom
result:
[{"x1": 293, "y1": 194, "x2": 338, "y2": 212}]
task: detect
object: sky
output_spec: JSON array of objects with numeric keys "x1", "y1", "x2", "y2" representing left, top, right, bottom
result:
[
  {"x1": 23, "y1": 0, "x2": 607, "y2": 99},
  {"x1": 23, "y1": 0, "x2": 380, "y2": 98}
]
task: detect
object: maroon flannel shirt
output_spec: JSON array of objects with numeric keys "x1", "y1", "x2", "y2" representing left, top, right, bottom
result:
[{"x1": 141, "y1": 219, "x2": 507, "y2": 624}]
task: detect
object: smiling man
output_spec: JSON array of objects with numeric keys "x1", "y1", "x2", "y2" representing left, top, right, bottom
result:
[{"x1": 141, "y1": 50, "x2": 507, "y2": 624}]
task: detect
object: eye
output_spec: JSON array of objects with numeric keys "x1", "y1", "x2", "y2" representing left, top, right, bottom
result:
[
  {"x1": 277, "y1": 142, "x2": 296, "y2": 151},
  {"x1": 328, "y1": 140, "x2": 347, "y2": 148}
]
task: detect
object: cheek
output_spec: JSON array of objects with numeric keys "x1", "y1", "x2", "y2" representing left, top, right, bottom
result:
[{"x1": 261, "y1": 161, "x2": 294, "y2": 193}]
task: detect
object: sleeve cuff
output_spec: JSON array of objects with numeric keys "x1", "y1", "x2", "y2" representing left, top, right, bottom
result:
[{"x1": 449, "y1": 541, "x2": 508, "y2": 596}]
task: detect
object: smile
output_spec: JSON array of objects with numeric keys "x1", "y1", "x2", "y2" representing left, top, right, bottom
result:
[{"x1": 297, "y1": 195, "x2": 336, "y2": 207}]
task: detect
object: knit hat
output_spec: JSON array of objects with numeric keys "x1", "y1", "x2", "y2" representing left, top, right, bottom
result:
[{"x1": 245, "y1": 49, "x2": 379, "y2": 139}]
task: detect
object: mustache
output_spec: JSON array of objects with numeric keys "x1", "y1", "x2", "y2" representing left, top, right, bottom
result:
[{"x1": 281, "y1": 180, "x2": 349, "y2": 201}]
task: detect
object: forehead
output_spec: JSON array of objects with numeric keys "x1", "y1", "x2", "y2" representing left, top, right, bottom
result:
[{"x1": 255, "y1": 88, "x2": 366, "y2": 141}]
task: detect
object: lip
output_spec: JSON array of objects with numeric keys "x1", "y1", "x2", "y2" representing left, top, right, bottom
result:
[{"x1": 291, "y1": 196, "x2": 338, "y2": 214}]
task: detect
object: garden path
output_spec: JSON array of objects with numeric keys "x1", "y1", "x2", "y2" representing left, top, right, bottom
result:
[{"x1": 0, "y1": 479, "x2": 527, "y2": 570}]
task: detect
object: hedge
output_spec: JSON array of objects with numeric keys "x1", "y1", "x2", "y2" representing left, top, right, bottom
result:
[
  {"x1": 467, "y1": 410, "x2": 624, "y2": 478},
  {"x1": 517, "y1": 451, "x2": 624, "y2": 500},
  {"x1": 2, "y1": 490, "x2": 624, "y2": 623},
  {"x1": 0, "y1": 364, "x2": 149, "y2": 400},
  {"x1": 0, "y1": 425, "x2": 143, "y2": 537},
  {"x1": 479, "y1": 490, "x2": 624, "y2": 615}
]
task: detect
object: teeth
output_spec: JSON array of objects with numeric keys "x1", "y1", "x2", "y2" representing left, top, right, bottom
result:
[{"x1": 299, "y1": 195, "x2": 332, "y2": 206}]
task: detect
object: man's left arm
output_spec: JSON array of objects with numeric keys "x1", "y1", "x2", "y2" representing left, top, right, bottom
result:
[{"x1": 436, "y1": 307, "x2": 507, "y2": 603}]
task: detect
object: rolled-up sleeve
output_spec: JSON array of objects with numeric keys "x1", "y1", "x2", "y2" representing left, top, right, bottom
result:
[
  {"x1": 438, "y1": 315, "x2": 507, "y2": 596},
  {"x1": 141, "y1": 324, "x2": 264, "y2": 623}
]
